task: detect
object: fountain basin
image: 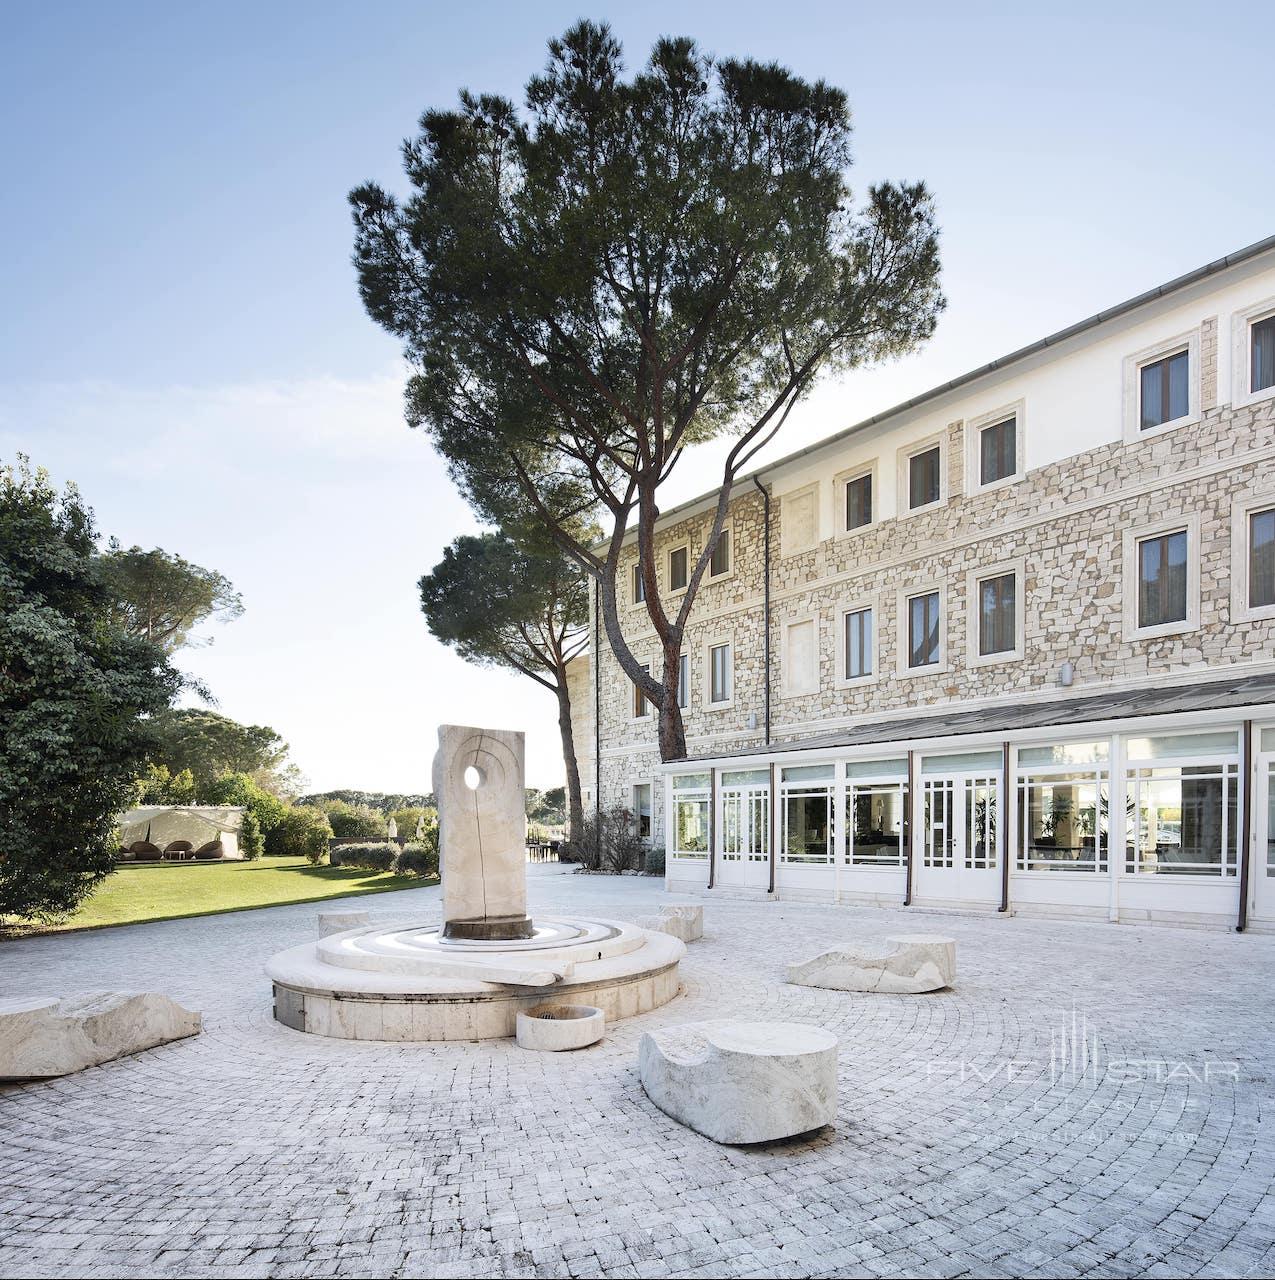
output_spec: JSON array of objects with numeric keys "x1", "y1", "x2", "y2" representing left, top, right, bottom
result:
[
  {"x1": 515, "y1": 1003, "x2": 604, "y2": 1052},
  {"x1": 267, "y1": 916, "x2": 682, "y2": 1041}
]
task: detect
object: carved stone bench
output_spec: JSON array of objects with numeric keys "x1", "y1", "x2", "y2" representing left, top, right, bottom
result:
[
  {"x1": 786, "y1": 934, "x2": 956, "y2": 994},
  {"x1": 634, "y1": 904, "x2": 703, "y2": 943},
  {"x1": 318, "y1": 910, "x2": 371, "y2": 938},
  {"x1": 638, "y1": 1020, "x2": 838, "y2": 1144}
]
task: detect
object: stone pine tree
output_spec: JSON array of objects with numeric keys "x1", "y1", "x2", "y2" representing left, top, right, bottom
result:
[
  {"x1": 0, "y1": 457, "x2": 182, "y2": 921},
  {"x1": 99, "y1": 542, "x2": 243, "y2": 654},
  {"x1": 352, "y1": 20, "x2": 944, "y2": 761},
  {"x1": 418, "y1": 530, "x2": 588, "y2": 841}
]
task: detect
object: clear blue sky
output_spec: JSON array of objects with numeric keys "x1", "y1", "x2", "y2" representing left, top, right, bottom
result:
[{"x1": 2, "y1": 0, "x2": 1270, "y2": 791}]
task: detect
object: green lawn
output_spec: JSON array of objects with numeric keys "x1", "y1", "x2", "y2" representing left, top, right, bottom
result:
[{"x1": 3, "y1": 857, "x2": 437, "y2": 935}]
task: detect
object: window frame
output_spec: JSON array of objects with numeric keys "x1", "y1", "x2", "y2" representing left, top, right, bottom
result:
[
  {"x1": 630, "y1": 661, "x2": 654, "y2": 723},
  {"x1": 1230, "y1": 492, "x2": 1275, "y2": 623},
  {"x1": 629, "y1": 558, "x2": 646, "y2": 608},
  {"x1": 631, "y1": 781, "x2": 654, "y2": 839},
  {"x1": 1232, "y1": 296, "x2": 1275, "y2": 409},
  {"x1": 965, "y1": 400, "x2": 1025, "y2": 495},
  {"x1": 896, "y1": 581, "x2": 947, "y2": 676},
  {"x1": 836, "y1": 598, "x2": 878, "y2": 688},
  {"x1": 780, "y1": 482, "x2": 821, "y2": 558},
  {"x1": 896, "y1": 433, "x2": 947, "y2": 518},
  {"x1": 965, "y1": 559, "x2": 1026, "y2": 667},
  {"x1": 781, "y1": 613, "x2": 820, "y2": 698},
  {"x1": 704, "y1": 638, "x2": 735, "y2": 711},
  {"x1": 666, "y1": 543, "x2": 690, "y2": 596},
  {"x1": 1121, "y1": 514, "x2": 1200, "y2": 641},
  {"x1": 835, "y1": 462, "x2": 877, "y2": 537},
  {"x1": 706, "y1": 521, "x2": 734, "y2": 583},
  {"x1": 1122, "y1": 329, "x2": 1200, "y2": 442},
  {"x1": 677, "y1": 651, "x2": 690, "y2": 709}
]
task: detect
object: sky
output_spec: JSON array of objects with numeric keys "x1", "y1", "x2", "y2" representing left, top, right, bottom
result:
[{"x1": 2, "y1": 0, "x2": 1271, "y2": 793}]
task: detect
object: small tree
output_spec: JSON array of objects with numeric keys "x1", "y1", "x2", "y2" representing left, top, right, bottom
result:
[
  {"x1": 239, "y1": 809, "x2": 264, "y2": 860},
  {"x1": 0, "y1": 457, "x2": 182, "y2": 921},
  {"x1": 419, "y1": 529, "x2": 588, "y2": 838},
  {"x1": 265, "y1": 807, "x2": 332, "y2": 860},
  {"x1": 352, "y1": 22, "x2": 943, "y2": 760},
  {"x1": 315, "y1": 799, "x2": 386, "y2": 839},
  {"x1": 202, "y1": 771, "x2": 288, "y2": 840},
  {"x1": 100, "y1": 542, "x2": 243, "y2": 654}
]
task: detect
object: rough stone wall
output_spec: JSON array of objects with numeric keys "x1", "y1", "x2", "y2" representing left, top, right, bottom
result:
[{"x1": 595, "y1": 396, "x2": 1275, "y2": 810}]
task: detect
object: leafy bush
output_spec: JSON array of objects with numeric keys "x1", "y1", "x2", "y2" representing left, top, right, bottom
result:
[
  {"x1": 135, "y1": 763, "x2": 197, "y2": 806},
  {"x1": 567, "y1": 805, "x2": 648, "y2": 873},
  {"x1": 643, "y1": 842, "x2": 665, "y2": 876},
  {"x1": 239, "y1": 809, "x2": 263, "y2": 860},
  {"x1": 329, "y1": 842, "x2": 397, "y2": 872},
  {"x1": 320, "y1": 800, "x2": 387, "y2": 839},
  {"x1": 396, "y1": 842, "x2": 438, "y2": 877},
  {"x1": 264, "y1": 806, "x2": 332, "y2": 862},
  {"x1": 202, "y1": 771, "x2": 288, "y2": 836},
  {"x1": 389, "y1": 806, "x2": 436, "y2": 843}
]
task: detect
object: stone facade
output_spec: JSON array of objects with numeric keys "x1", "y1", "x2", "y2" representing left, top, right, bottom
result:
[{"x1": 570, "y1": 258, "x2": 1275, "y2": 840}]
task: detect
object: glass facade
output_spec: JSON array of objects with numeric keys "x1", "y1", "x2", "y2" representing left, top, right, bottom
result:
[
  {"x1": 1126, "y1": 764, "x2": 1239, "y2": 876},
  {"x1": 849, "y1": 782, "x2": 908, "y2": 866},
  {"x1": 1017, "y1": 770, "x2": 1107, "y2": 872}
]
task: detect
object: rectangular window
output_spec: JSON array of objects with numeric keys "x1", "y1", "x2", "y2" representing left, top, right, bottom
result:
[
  {"x1": 632, "y1": 783, "x2": 652, "y2": 838},
  {"x1": 844, "y1": 606, "x2": 872, "y2": 679},
  {"x1": 631, "y1": 562, "x2": 645, "y2": 605},
  {"x1": 908, "y1": 446, "x2": 941, "y2": 509},
  {"x1": 979, "y1": 416, "x2": 1016, "y2": 486},
  {"x1": 668, "y1": 546, "x2": 688, "y2": 592},
  {"x1": 709, "y1": 529, "x2": 731, "y2": 577},
  {"x1": 709, "y1": 643, "x2": 732, "y2": 704},
  {"x1": 845, "y1": 472, "x2": 872, "y2": 530},
  {"x1": 632, "y1": 663, "x2": 650, "y2": 718},
  {"x1": 1126, "y1": 764, "x2": 1239, "y2": 876},
  {"x1": 672, "y1": 794, "x2": 709, "y2": 859},
  {"x1": 848, "y1": 782, "x2": 908, "y2": 866},
  {"x1": 1139, "y1": 349, "x2": 1190, "y2": 430},
  {"x1": 977, "y1": 571, "x2": 1016, "y2": 656},
  {"x1": 907, "y1": 590, "x2": 940, "y2": 668},
  {"x1": 1137, "y1": 530, "x2": 1188, "y2": 628},
  {"x1": 1251, "y1": 507, "x2": 1275, "y2": 609},
  {"x1": 782, "y1": 788, "x2": 832, "y2": 864},
  {"x1": 1253, "y1": 315, "x2": 1275, "y2": 394},
  {"x1": 1017, "y1": 770, "x2": 1108, "y2": 873},
  {"x1": 677, "y1": 652, "x2": 689, "y2": 708}
]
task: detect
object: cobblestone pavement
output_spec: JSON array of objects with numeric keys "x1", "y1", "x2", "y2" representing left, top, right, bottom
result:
[{"x1": 2, "y1": 867, "x2": 1274, "y2": 1279}]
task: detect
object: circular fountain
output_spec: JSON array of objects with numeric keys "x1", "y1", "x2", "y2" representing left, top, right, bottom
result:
[{"x1": 267, "y1": 727, "x2": 684, "y2": 1042}]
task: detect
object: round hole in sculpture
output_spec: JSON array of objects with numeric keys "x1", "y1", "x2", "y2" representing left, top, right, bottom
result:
[{"x1": 463, "y1": 764, "x2": 484, "y2": 790}]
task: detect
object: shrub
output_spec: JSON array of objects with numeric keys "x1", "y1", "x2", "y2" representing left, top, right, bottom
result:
[
  {"x1": 202, "y1": 772, "x2": 288, "y2": 837},
  {"x1": 321, "y1": 801, "x2": 387, "y2": 839},
  {"x1": 389, "y1": 806, "x2": 436, "y2": 843},
  {"x1": 567, "y1": 805, "x2": 648, "y2": 873},
  {"x1": 329, "y1": 842, "x2": 397, "y2": 872},
  {"x1": 265, "y1": 806, "x2": 332, "y2": 861},
  {"x1": 396, "y1": 842, "x2": 438, "y2": 877},
  {"x1": 239, "y1": 809, "x2": 263, "y2": 860},
  {"x1": 643, "y1": 842, "x2": 665, "y2": 876}
]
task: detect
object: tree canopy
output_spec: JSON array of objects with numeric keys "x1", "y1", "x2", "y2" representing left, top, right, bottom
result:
[
  {"x1": 100, "y1": 542, "x2": 243, "y2": 654},
  {"x1": 0, "y1": 457, "x2": 182, "y2": 920},
  {"x1": 146, "y1": 708, "x2": 293, "y2": 794},
  {"x1": 352, "y1": 20, "x2": 944, "y2": 758}
]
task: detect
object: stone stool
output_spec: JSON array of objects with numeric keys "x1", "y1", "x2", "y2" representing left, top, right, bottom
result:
[
  {"x1": 786, "y1": 933, "x2": 956, "y2": 994},
  {"x1": 638, "y1": 1020, "x2": 838, "y2": 1144},
  {"x1": 515, "y1": 1004, "x2": 604, "y2": 1052},
  {"x1": 634, "y1": 904, "x2": 703, "y2": 943},
  {"x1": 318, "y1": 910, "x2": 371, "y2": 938}
]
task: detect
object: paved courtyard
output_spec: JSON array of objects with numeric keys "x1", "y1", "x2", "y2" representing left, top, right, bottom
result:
[{"x1": 2, "y1": 866, "x2": 1274, "y2": 1279}]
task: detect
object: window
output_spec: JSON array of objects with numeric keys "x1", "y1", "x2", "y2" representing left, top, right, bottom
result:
[
  {"x1": 908, "y1": 446, "x2": 941, "y2": 510},
  {"x1": 784, "y1": 617, "x2": 818, "y2": 696},
  {"x1": 1253, "y1": 315, "x2": 1275, "y2": 394},
  {"x1": 906, "y1": 590, "x2": 941, "y2": 669},
  {"x1": 671, "y1": 773, "x2": 710, "y2": 859},
  {"x1": 677, "y1": 652, "x2": 689, "y2": 708},
  {"x1": 1251, "y1": 507, "x2": 1275, "y2": 609},
  {"x1": 709, "y1": 528, "x2": 731, "y2": 578},
  {"x1": 1137, "y1": 530, "x2": 1187, "y2": 629},
  {"x1": 780, "y1": 764, "x2": 834, "y2": 864},
  {"x1": 844, "y1": 606, "x2": 872, "y2": 680},
  {"x1": 979, "y1": 416, "x2": 1016, "y2": 486},
  {"x1": 846, "y1": 761, "x2": 908, "y2": 867},
  {"x1": 667, "y1": 546, "x2": 689, "y2": 592},
  {"x1": 1016, "y1": 766, "x2": 1108, "y2": 873},
  {"x1": 977, "y1": 571, "x2": 1016, "y2": 657},
  {"x1": 632, "y1": 663, "x2": 651, "y2": 719},
  {"x1": 632, "y1": 783, "x2": 652, "y2": 838},
  {"x1": 782, "y1": 486, "x2": 819, "y2": 556},
  {"x1": 708, "y1": 642, "x2": 732, "y2": 705},
  {"x1": 844, "y1": 471, "x2": 872, "y2": 531},
  {"x1": 1140, "y1": 349, "x2": 1190, "y2": 430},
  {"x1": 631, "y1": 561, "x2": 645, "y2": 605}
]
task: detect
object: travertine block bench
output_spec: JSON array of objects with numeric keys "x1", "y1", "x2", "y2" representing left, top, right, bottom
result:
[
  {"x1": 786, "y1": 933, "x2": 956, "y2": 994},
  {"x1": 638, "y1": 1020, "x2": 838, "y2": 1144},
  {"x1": 634, "y1": 904, "x2": 703, "y2": 943},
  {"x1": 318, "y1": 910, "x2": 371, "y2": 937}
]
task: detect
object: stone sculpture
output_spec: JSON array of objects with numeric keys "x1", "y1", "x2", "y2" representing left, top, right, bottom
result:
[
  {"x1": 0, "y1": 992, "x2": 202, "y2": 1080},
  {"x1": 786, "y1": 933, "x2": 957, "y2": 994},
  {"x1": 635, "y1": 904, "x2": 704, "y2": 943},
  {"x1": 639, "y1": 1020, "x2": 838, "y2": 1144},
  {"x1": 432, "y1": 725, "x2": 532, "y2": 940}
]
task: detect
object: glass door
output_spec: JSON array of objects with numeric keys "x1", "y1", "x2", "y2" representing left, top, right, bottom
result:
[
  {"x1": 916, "y1": 752, "x2": 1002, "y2": 904},
  {"x1": 718, "y1": 770, "x2": 771, "y2": 889}
]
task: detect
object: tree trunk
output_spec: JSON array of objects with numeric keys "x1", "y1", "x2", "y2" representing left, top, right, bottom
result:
[
  {"x1": 554, "y1": 676, "x2": 586, "y2": 845},
  {"x1": 657, "y1": 636, "x2": 687, "y2": 761}
]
